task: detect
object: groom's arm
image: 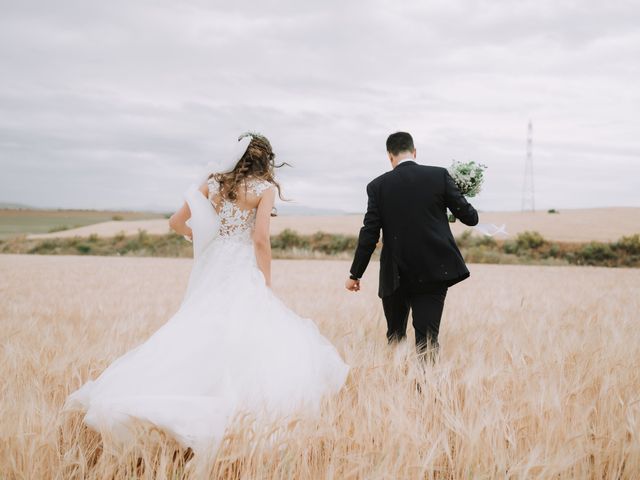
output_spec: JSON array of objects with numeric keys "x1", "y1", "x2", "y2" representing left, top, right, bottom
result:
[
  {"x1": 444, "y1": 169, "x2": 479, "y2": 226},
  {"x1": 350, "y1": 181, "x2": 382, "y2": 279}
]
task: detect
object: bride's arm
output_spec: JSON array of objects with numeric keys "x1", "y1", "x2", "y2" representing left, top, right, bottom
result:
[
  {"x1": 168, "y1": 182, "x2": 209, "y2": 239},
  {"x1": 253, "y1": 187, "x2": 276, "y2": 287}
]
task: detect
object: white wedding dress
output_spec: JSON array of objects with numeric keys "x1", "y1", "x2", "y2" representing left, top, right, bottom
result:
[{"x1": 63, "y1": 177, "x2": 350, "y2": 454}]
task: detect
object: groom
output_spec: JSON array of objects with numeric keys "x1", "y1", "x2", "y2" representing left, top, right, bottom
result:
[{"x1": 345, "y1": 132, "x2": 479, "y2": 359}]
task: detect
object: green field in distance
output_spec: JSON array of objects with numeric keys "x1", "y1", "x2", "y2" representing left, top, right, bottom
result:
[{"x1": 0, "y1": 209, "x2": 167, "y2": 239}]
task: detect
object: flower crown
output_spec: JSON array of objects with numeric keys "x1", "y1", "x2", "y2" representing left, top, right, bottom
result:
[
  {"x1": 237, "y1": 131, "x2": 274, "y2": 161},
  {"x1": 238, "y1": 131, "x2": 270, "y2": 145}
]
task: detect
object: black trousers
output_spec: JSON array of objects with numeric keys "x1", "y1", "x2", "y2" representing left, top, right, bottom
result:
[{"x1": 381, "y1": 282, "x2": 448, "y2": 355}]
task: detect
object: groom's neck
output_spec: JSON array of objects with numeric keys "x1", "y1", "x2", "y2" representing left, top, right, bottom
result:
[{"x1": 391, "y1": 153, "x2": 416, "y2": 168}]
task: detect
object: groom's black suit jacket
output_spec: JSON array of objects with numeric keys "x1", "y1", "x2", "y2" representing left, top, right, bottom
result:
[{"x1": 350, "y1": 161, "x2": 479, "y2": 298}]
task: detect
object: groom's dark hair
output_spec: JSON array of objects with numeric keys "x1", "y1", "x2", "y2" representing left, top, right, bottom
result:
[{"x1": 386, "y1": 132, "x2": 415, "y2": 156}]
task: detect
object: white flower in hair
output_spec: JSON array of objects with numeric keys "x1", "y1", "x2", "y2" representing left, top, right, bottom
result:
[{"x1": 238, "y1": 131, "x2": 269, "y2": 143}]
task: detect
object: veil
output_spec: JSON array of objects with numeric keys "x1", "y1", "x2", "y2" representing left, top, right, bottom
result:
[
  {"x1": 191, "y1": 135, "x2": 252, "y2": 187},
  {"x1": 183, "y1": 135, "x2": 252, "y2": 259}
]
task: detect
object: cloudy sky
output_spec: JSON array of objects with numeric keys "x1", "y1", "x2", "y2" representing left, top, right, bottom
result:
[{"x1": 1, "y1": 0, "x2": 639, "y2": 213}]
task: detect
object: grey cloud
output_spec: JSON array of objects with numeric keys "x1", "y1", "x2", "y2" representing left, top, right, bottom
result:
[{"x1": 0, "y1": 0, "x2": 639, "y2": 212}]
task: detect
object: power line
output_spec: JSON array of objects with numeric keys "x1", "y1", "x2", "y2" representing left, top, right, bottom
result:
[{"x1": 521, "y1": 120, "x2": 535, "y2": 212}]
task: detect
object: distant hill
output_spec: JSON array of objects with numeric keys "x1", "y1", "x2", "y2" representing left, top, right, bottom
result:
[{"x1": 0, "y1": 201, "x2": 37, "y2": 209}]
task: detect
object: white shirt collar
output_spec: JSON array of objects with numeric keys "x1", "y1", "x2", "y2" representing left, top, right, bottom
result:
[{"x1": 396, "y1": 157, "x2": 416, "y2": 166}]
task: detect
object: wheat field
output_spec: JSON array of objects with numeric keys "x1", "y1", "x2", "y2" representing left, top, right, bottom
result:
[{"x1": 1, "y1": 254, "x2": 639, "y2": 479}]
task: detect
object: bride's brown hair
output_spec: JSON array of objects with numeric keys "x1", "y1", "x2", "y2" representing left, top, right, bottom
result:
[{"x1": 209, "y1": 133, "x2": 288, "y2": 203}]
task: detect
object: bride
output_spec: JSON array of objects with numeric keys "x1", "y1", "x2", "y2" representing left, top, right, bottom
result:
[{"x1": 63, "y1": 132, "x2": 350, "y2": 455}]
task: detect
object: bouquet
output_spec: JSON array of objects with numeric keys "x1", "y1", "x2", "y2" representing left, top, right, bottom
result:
[{"x1": 447, "y1": 160, "x2": 487, "y2": 222}]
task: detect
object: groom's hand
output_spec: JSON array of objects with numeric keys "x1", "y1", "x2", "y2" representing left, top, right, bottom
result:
[{"x1": 345, "y1": 278, "x2": 360, "y2": 292}]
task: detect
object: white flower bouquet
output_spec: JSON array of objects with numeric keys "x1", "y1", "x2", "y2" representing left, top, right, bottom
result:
[{"x1": 447, "y1": 160, "x2": 487, "y2": 222}]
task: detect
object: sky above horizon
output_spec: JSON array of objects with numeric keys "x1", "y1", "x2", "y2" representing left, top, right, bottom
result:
[{"x1": 1, "y1": 0, "x2": 639, "y2": 213}]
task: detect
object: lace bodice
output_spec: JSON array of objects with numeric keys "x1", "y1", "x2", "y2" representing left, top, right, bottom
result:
[{"x1": 207, "y1": 176, "x2": 273, "y2": 243}]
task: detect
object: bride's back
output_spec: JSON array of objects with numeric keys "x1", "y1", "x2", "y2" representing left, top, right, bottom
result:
[
  {"x1": 208, "y1": 177, "x2": 267, "y2": 212},
  {"x1": 206, "y1": 175, "x2": 273, "y2": 240}
]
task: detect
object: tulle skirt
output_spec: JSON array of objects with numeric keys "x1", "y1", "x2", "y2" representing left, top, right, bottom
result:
[{"x1": 63, "y1": 237, "x2": 350, "y2": 454}]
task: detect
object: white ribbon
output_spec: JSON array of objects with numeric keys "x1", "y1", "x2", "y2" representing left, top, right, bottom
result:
[{"x1": 473, "y1": 223, "x2": 509, "y2": 237}]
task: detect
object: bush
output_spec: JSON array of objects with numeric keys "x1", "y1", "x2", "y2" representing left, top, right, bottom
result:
[
  {"x1": 48, "y1": 225, "x2": 69, "y2": 233},
  {"x1": 454, "y1": 231, "x2": 497, "y2": 249},
  {"x1": 309, "y1": 232, "x2": 358, "y2": 255},
  {"x1": 474, "y1": 235, "x2": 497, "y2": 248},
  {"x1": 137, "y1": 229, "x2": 150, "y2": 244},
  {"x1": 502, "y1": 231, "x2": 546, "y2": 256},
  {"x1": 271, "y1": 229, "x2": 310, "y2": 250},
  {"x1": 29, "y1": 240, "x2": 59, "y2": 254},
  {"x1": 547, "y1": 209, "x2": 559, "y2": 214},
  {"x1": 503, "y1": 240, "x2": 518, "y2": 255},
  {"x1": 455, "y1": 231, "x2": 474, "y2": 249},
  {"x1": 76, "y1": 243, "x2": 92, "y2": 254},
  {"x1": 122, "y1": 238, "x2": 141, "y2": 252},
  {"x1": 574, "y1": 242, "x2": 617, "y2": 266},
  {"x1": 615, "y1": 234, "x2": 640, "y2": 255},
  {"x1": 462, "y1": 246, "x2": 518, "y2": 264},
  {"x1": 547, "y1": 243, "x2": 560, "y2": 258},
  {"x1": 516, "y1": 231, "x2": 546, "y2": 250},
  {"x1": 88, "y1": 233, "x2": 99, "y2": 243},
  {"x1": 112, "y1": 215, "x2": 124, "y2": 221},
  {"x1": 1, "y1": 229, "x2": 639, "y2": 268}
]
